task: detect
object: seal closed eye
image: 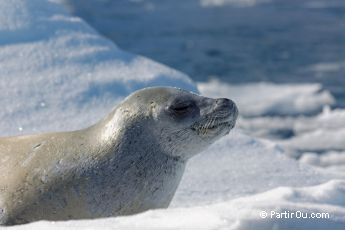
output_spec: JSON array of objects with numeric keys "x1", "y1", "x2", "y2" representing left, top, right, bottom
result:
[
  {"x1": 0, "y1": 87, "x2": 238, "y2": 225},
  {"x1": 167, "y1": 99, "x2": 198, "y2": 118}
]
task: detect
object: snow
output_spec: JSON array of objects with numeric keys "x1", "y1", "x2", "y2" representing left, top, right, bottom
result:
[
  {"x1": 7, "y1": 179, "x2": 345, "y2": 230},
  {"x1": 279, "y1": 128, "x2": 345, "y2": 153},
  {"x1": 300, "y1": 151, "x2": 345, "y2": 173},
  {"x1": 0, "y1": 0, "x2": 196, "y2": 137},
  {"x1": 198, "y1": 80, "x2": 345, "y2": 162},
  {"x1": 237, "y1": 107, "x2": 345, "y2": 160},
  {"x1": 1, "y1": 0, "x2": 345, "y2": 229},
  {"x1": 172, "y1": 132, "x2": 330, "y2": 207},
  {"x1": 236, "y1": 108, "x2": 345, "y2": 154},
  {"x1": 294, "y1": 107, "x2": 345, "y2": 133},
  {"x1": 197, "y1": 80, "x2": 335, "y2": 117}
]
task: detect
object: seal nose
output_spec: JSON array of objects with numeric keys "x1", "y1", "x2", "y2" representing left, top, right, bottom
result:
[
  {"x1": 216, "y1": 98, "x2": 239, "y2": 119},
  {"x1": 216, "y1": 98, "x2": 231, "y2": 105}
]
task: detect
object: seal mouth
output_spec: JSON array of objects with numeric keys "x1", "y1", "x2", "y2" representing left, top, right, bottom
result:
[
  {"x1": 191, "y1": 116, "x2": 235, "y2": 135},
  {"x1": 190, "y1": 98, "x2": 238, "y2": 136},
  {"x1": 207, "y1": 119, "x2": 232, "y2": 130}
]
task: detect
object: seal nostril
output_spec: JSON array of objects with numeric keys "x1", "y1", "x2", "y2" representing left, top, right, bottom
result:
[
  {"x1": 216, "y1": 98, "x2": 235, "y2": 109},
  {"x1": 215, "y1": 98, "x2": 238, "y2": 118},
  {"x1": 216, "y1": 98, "x2": 230, "y2": 104},
  {"x1": 216, "y1": 98, "x2": 231, "y2": 109}
]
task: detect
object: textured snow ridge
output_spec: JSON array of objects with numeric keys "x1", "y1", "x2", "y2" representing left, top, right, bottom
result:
[
  {"x1": 198, "y1": 80, "x2": 335, "y2": 117},
  {"x1": 172, "y1": 132, "x2": 332, "y2": 207},
  {"x1": 197, "y1": 79, "x2": 345, "y2": 173},
  {"x1": 8, "y1": 179, "x2": 345, "y2": 230},
  {"x1": 0, "y1": 0, "x2": 196, "y2": 137}
]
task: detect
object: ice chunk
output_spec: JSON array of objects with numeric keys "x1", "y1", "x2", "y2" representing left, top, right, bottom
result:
[
  {"x1": 197, "y1": 80, "x2": 335, "y2": 117},
  {"x1": 200, "y1": 0, "x2": 271, "y2": 8}
]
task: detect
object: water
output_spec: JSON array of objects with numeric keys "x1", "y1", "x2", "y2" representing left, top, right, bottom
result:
[{"x1": 65, "y1": 0, "x2": 345, "y2": 107}]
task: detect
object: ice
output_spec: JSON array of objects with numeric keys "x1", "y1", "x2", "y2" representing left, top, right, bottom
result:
[
  {"x1": 237, "y1": 116, "x2": 296, "y2": 139},
  {"x1": 198, "y1": 80, "x2": 345, "y2": 163},
  {"x1": 1, "y1": 0, "x2": 345, "y2": 229},
  {"x1": 294, "y1": 107, "x2": 345, "y2": 134},
  {"x1": 300, "y1": 151, "x2": 345, "y2": 174},
  {"x1": 199, "y1": 0, "x2": 345, "y2": 8},
  {"x1": 200, "y1": 0, "x2": 271, "y2": 7},
  {"x1": 304, "y1": 0, "x2": 345, "y2": 9},
  {"x1": 0, "y1": 0, "x2": 196, "y2": 137},
  {"x1": 279, "y1": 127, "x2": 345, "y2": 154},
  {"x1": 239, "y1": 106, "x2": 345, "y2": 137},
  {"x1": 238, "y1": 107, "x2": 345, "y2": 152},
  {"x1": 277, "y1": 108, "x2": 345, "y2": 155},
  {"x1": 307, "y1": 61, "x2": 345, "y2": 74},
  {"x1": 197, "y1": 80, "x2": 335, "y2": 117},
  {"x1": 172, "y1": 131, "x2": 331, "y2": 207},
  {"x1": 8, "y1": 179, "x2": 345, "y2": 230}
]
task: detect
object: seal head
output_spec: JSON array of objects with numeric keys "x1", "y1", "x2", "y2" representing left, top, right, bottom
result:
[{"x1": 119, "y1": 87, "x2": 238, "y2": 159}]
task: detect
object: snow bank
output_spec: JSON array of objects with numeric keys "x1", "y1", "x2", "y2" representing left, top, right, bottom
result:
[
  {"x1": 0, "y1": 0, "x2": 196, "y2": 137},
  {"x1": 172, "y1": 132, "x2": 330, "y2": 207},
  {"x1": 197, "y1": 80, "x2": 335, "y2": 117},
  {"x1": 8, "y1": 180, "x2": 345, "y2": 230}
]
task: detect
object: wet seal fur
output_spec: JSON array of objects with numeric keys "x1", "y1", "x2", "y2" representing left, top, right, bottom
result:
[{"x1": 0, "y1": 87, "x2": 238, "y2": 225}]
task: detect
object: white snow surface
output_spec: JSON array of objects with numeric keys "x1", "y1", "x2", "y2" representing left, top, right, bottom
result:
[
  {"x1": 1, "y1": 0, "x2": 345, "y2": 229},
  {"x1": 0, "y1": 0, "x2": 196, "y2": 137},
  {"x1": 198, "y1": 80, "x2": 345, "y2": 167},
  {"x1": 198, "y1": 80, "x2": 335, "y2": 117},
  {"x1": 7, "y1": 179, "x2": 345, "y2": 230},
  {"x1": 300, "y1": 151, "x2": 345, "y2": 173},
  {"x1": 236, "y1": 107, "x2": 345, "y2": 154}
]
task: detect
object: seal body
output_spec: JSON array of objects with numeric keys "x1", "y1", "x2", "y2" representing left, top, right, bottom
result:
[{"x1": 0, "y1": 87, "x2": 238, "y2": 225}]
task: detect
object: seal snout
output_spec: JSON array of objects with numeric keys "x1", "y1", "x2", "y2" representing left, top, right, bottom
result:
[
  {"x1": 215, "y1": 98, "x2": 238, "y2": 122},
  {"x1": 191, "y1": 97, "x2": 238, "y2": 135}
]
